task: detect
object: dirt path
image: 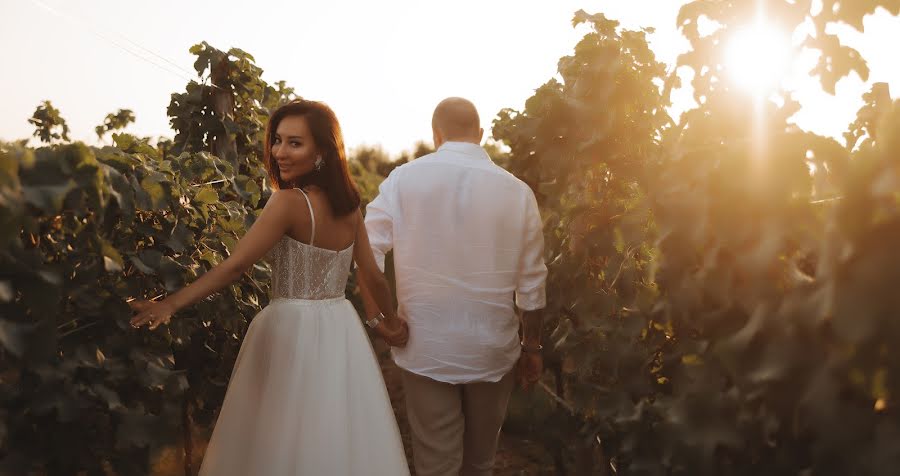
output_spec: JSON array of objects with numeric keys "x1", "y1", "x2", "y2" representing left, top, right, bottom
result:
[{"x1": 374, "y1": 341, "x2": 557, "y2": 476}]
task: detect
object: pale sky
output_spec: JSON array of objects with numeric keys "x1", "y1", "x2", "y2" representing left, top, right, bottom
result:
[{"x1": 2, "y1": 0, "x2": 898, "y2": 155}]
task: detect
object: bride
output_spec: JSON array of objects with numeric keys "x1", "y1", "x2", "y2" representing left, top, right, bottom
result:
[{"x1": 129, "y1": 99, "x2": 411, "y2": 475}]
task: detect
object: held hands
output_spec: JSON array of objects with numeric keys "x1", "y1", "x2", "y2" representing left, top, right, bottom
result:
[
  {"x1": 129, "y1": 299, "x2": 176, "y2": 330},
  {"x1": 375, "y1": 316, "x2": 409, "y2": 348}
]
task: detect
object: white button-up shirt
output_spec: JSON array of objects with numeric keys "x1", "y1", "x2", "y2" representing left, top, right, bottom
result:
[{"x1": 365, "y1": 141, "x2": 547, "y2": 384}]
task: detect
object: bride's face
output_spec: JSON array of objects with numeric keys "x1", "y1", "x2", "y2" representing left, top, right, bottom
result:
[{"x1": 272, "y1": 115, "x2": 319, "y2": 185}]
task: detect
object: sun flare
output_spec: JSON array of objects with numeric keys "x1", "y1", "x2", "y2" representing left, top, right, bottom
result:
[{"x1": 724, "y1": 22, "x2": 794, "y2": 95}]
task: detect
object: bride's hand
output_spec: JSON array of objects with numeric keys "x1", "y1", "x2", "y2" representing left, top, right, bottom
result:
[
  {"x1": 129, "y1": 299, "x2": 176, "y2": 330},
  {"x1": 376, "y1": 316, "x2": 409, "y2": 348}
]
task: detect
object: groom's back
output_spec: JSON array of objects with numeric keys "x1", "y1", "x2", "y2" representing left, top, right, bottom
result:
[
  {"x1": 366, "y1": 141, "x2": 546, "y2": 384},
  {"x1": 394, "y1": 151, "x2": 525, "y2": 286}
]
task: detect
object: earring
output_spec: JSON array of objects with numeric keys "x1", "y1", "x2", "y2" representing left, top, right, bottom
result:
[{"x1": 314, "y1": 156, "x2": 324, "y2": 171}]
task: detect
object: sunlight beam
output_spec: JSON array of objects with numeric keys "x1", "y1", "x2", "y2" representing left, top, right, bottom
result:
[{"x1": 724, "y1": 20, "x2": 793, "y2": 96}]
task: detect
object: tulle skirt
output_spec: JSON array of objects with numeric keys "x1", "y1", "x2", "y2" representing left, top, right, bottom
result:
[{"x1": 199, "y1": 297, "x2": 410, "y2": 475}]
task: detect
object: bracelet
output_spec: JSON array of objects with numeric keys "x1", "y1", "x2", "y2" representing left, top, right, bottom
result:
[
  {"x1": 520, "y1": 342, "x2": 543, "y2": 353},
  {"x1": 366, "y1": 313, "x2": 385, "y2": 329}
]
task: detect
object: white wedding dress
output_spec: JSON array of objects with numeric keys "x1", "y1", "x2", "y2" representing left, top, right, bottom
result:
[{"x1": 199, "y1": 190, "x2": 409, "y2": 475}]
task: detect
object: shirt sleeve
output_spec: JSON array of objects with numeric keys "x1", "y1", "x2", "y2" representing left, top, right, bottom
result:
[
  {"x1": 515, "y1": 189, "x2": 548, "y2": 310},
  {"x1": 364, "y1": 171, "x2": 397, "y2": 272}
]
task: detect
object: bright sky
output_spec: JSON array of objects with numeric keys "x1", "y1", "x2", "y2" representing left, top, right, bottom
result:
[{"x1": 2, "y1": 0, "x2": 898, "y2": 155}]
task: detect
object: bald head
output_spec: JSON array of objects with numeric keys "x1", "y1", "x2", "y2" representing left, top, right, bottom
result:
[{"x1": 431, "y1": 97, "x2": 483, "y2": 146}]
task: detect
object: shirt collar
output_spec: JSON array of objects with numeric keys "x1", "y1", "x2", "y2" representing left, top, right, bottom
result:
[{"x1": 437, "y1": 141, "x2": 490, "y2": 160}]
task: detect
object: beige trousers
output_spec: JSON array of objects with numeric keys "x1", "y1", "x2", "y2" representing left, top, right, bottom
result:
[{"x1": 400, "y1": 368, "x2": 516, "y2": 476}]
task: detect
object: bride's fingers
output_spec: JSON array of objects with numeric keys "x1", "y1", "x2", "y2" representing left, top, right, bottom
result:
[
  {"x1": 148, "y1": 317, "x2": 167, "y2": 331},
  {"x1": 128, "y1": 300, "x2": 150, "y2": 311},
  {"x1": 130, "y1": 315, "x2": 147, "y2": 328},
  {"x1": 130, "y1": 309, "x2": 160, "y2": 328},
  {"x1": 385, "y1": 328, "x2": 408, "y2": 347},
  {"x1": 393, "y1": 327, "x2": 409, "y2": 345},
  {"x1": 130, "y1": 311, "x2": 151, "y2": 327}
]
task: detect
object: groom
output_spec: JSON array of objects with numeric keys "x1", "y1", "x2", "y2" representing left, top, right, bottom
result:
[{"x1": 363, "y1": 97, "x2": 548, "y2": 476}]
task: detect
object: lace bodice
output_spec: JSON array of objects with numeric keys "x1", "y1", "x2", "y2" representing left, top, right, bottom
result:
[
  {"x1": 267, "y1": 189, "x2": 355, "y2": 300},
  {"x1": 268, "y1": 238, "x2": 354, "y2": 300}
]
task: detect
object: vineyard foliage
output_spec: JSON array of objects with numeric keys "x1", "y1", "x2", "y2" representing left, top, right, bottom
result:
[
  {"x1": 495, "y1": 1, "x2": 900, "y2": 474},
  {"x1": 2, "y1": 45, "x2": 295, "y2": 475},
  {"x1": 2, "y1": 1, "x2": 900, "y2": 474}
]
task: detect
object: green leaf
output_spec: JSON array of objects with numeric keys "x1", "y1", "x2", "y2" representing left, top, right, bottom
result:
[
  {"x1": 200, "y1": 250, "x2": 220, "y2": 267},
  {"x1": 195, "y1": 187, "x2": 219, "y2": 204},
  {"x1": 221, "y1": 234, "x2": 237, "y2": 254},
  {"x1": 22, "y1": 180, "x2": 76, "y2": 214},
  {"x1": 166, "y1": 223, "x2": 194, "y2": 253},
  {"x1": 158, "y1": 256, "x2": 184, "y2": 291},
  {"x1": 105, "y1": 166, "x2": 135, "y2": 220},
  {"x1": 234, "y1": 174, "x2": 261, "y2": 205},
  {"x1": 140, "y1": 176, "x2": 166, "y2": 210},
  {"x1": 100, "y1": 239, "x2": 124, "y2": 272},
  {"x1": 131, "y1": 249, "x2": 163, "y2": 274}
]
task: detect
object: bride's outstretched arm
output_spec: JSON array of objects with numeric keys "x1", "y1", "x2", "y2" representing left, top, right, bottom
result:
[{"x1": 129, "y1": 191, "x2": 294, "y2": 329}]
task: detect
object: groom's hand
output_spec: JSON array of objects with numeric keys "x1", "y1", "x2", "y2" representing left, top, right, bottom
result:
[{"x1": 516, "y1": 351, "x2": 543, "y2": 391}]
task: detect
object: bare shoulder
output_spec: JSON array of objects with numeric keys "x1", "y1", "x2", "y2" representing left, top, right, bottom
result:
[
  {"x1": 265, "y1": 188, "x2": 308, "y2": 210},
  {"x1": 263, "y1": 189, "x2": 313, "y2": 223}
]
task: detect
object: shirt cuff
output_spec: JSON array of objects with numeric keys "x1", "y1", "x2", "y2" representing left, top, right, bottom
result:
[
  {"x1": 374, "y1": 252, "x2": 386, "y2": 273},
  {"x1": 515, "y1": 283, "x2": 546, "y2": 311}
]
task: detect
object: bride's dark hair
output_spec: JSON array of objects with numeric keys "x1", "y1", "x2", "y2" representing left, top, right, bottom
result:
[{"x1": 263, "y1": 100, "x2": 361, "y2": 216}]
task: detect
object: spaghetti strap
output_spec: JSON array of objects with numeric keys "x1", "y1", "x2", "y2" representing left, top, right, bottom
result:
[{"x1": 295, "y1": 188, "x2": 316, "y2": 246}]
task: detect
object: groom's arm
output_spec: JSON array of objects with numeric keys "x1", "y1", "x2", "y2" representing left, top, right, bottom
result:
[
  {"x1": 359, "y1": 173, "x2": 398, "y2": 321},
  {"x1": 364, "y1": 174, "x2": 397, "y2": 274},
  {"x1": 521, "y1": 309, "x2": 544, "y2": 348},
  {"x1": 516, "y1": 189, "x2": 548, "y2": 390},
  {"x1": 515, "y1": 190, "x2": 548, "y2": 319}
]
